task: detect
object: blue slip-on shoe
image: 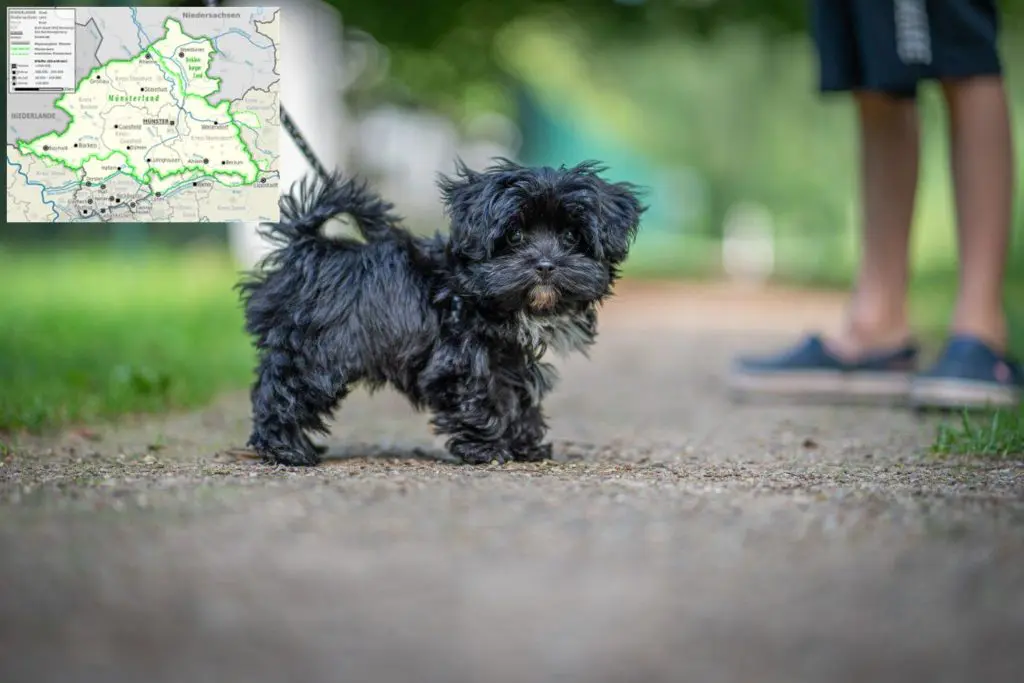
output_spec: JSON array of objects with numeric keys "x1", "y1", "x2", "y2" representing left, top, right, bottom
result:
[
  {"x1": 910, "y1": 335, "x2": 1023, "y2": 409},
  {"x1": 727, "y1": 334, "x2": 919, "y2": 402}
]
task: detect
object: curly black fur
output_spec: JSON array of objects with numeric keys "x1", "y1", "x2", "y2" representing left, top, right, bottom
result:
[{"x1": 237, "y1": 160, "x2": 645, "y2": 466}]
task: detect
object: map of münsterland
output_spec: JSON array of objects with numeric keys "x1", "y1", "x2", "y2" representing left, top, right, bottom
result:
[{"x1": 6, "y1": 6, "x2": 280, "y2": 223}]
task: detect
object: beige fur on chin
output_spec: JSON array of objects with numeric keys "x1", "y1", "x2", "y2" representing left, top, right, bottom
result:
[{"x1": 528, "y1": 285, "x2": 559, "y2": 311}]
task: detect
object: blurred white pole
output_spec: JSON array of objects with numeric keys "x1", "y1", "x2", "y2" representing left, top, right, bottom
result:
[
  {"x1": 721, "y1": 202, "x2": 776, "y2": 288},
  {"x1": 226, "y1": 0, "x2": 348, "y2": 268}
]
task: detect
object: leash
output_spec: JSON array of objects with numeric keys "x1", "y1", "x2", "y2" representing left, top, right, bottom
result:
[{"x1": 202, "y1": 0, "x2": 330, "y2": 180}]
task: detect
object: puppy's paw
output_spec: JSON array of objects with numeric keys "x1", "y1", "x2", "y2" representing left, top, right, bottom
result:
[
  {"x1": 249, "y1": 429, "x2": 323, "y2": 467},
  {"x1": 302, "y1": 433, "x2": 329, "y2": 456},
  {"x1": 512, "y1": 442, "x2": 552, "y2": 463},
  {"x1": 252, "y1": 442, "x2": 321, "y2": 467},
  {"x1": 275, "y1": 450, "x2": 321, "y2": 467},
  {"x1": 450, "y1": 442, "x2": 512, "y2": 466}
]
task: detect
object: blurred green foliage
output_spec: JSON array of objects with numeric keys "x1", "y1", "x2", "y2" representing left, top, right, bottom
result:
[
  {"x1": 0, "y1": 248, "x2": 253, "y2": 432},
  {"x1": 327, "y1": 0, "x2": 1024, "y2": 113},
  {"x1": 328, "y1": 0, "x2": 1024, "y2": 52},
  {"x1": 324, "y1": 0, "x2": 1024, "y2": 286}
]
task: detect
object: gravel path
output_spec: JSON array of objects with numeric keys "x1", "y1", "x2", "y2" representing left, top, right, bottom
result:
[{"x1": 2, "y1": 283, "x2": 1022, "y2": 683}]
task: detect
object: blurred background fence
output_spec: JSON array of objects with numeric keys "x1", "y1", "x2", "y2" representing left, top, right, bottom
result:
[{"x1": 3, "y1": 0, "x2": 1024, "y2": 432}]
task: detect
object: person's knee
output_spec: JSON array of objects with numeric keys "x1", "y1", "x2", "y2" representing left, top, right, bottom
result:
[
  {"x1": 939, "y1": 74, "x2": 1007, "y2": 101},
  {"x1": 853, "y1": 91, "x2": 920, "y2": 136},
  {"x1": 854, "y1": 90, "x2": 917, "y2": 118}
]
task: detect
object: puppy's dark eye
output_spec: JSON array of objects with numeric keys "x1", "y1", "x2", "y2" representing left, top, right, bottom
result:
[
  {"x1": 506, "y1": 229, "x2": 523, "y2": 246},
  {"x1": 561, "y1": 231, "x2": 579, "y2": 247}
]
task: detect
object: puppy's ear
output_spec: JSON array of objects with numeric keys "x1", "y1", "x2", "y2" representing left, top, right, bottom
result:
[
  {"x1": 437, "y1": 159, "x2": 491, "y2": 259},
  {"x1": 437, "y1": 159, "x2": 477, "y2": 217},
  {"x1": 592, "y1": 175, "x2": 645, "y2": 264}
]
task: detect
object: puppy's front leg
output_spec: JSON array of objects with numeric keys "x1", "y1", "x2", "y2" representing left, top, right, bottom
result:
[
  {"x1": 503, "y1": 359, "x2": 556, "y2": 462},
  {"x1": 430, "y1": 379, "x2": 515, "y2": 465},
  {"x1": 506, "y1": 401, "x2": 552, "y2": 462}
]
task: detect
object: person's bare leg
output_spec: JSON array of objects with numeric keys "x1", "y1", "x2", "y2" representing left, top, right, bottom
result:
[
  {"x1": 941, "y1": 75, "x2": 1014, "y2": 352},
  {"x1": 827, "y1": 91, "x2": 919, "y2": 358}
]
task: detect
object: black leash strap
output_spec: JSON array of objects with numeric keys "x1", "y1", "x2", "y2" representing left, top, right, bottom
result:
[{"x1": 202, "y1": 0, "x2": 330, "y2": 179}]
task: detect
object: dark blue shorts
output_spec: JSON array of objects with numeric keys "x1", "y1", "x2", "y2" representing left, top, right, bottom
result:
[{"x1": 810, "y1": 0, "x2": 1003, "y2": 98}]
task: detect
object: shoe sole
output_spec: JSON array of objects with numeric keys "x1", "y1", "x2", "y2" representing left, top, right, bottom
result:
[
  {"x1": 727, "y1": 370, "x2": 912, "y2": 404},
  {"x1": 910, "y1": 378, "x2": 1021, "y2": 410}
]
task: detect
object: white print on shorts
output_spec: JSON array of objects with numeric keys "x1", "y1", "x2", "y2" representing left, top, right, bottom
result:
[{"x1": 895, "y1": 0, "x2": 933, "y2": 65}]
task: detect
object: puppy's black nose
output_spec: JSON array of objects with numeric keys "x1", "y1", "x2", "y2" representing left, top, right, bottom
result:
[{"x1": 535, "y1": 260, "x2": 555, "y2": 277}]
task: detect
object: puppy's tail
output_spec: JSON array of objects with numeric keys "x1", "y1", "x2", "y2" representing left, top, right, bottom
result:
[{"x1": 263, "y1": 169, "x2": 404, "y2": 246}]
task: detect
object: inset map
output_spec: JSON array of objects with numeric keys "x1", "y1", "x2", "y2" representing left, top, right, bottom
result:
[{"x1": 6, "y1": 6, "x2": 280, "y2": 223}]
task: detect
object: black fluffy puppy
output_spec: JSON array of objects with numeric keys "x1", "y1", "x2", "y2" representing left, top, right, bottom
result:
[{"x1": 238, "y1": 159, "x2": 644, "y2": 466}]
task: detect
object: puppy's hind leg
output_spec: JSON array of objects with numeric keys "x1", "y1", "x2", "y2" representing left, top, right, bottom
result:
[{"x1": 247, "y1": 349, "x2": 349, "y2": 466}]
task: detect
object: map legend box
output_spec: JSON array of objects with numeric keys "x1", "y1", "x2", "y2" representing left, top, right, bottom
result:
[
  {"x1": 6, "y1": 6, "x2": 280, "y2": 223},
  {"x1": 7, "y1": 7, "x2": 77, "y2": 94}
]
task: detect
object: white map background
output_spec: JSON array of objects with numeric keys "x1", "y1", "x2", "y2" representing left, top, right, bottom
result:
[{"x1": 6, "y1": 6, "x2": 280, "y2": 223}]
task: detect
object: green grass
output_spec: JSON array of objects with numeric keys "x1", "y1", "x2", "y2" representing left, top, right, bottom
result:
[
  {"x1": 0, "y1": 245, "x2": 254, "y2": 433},
  {"x1": 932, "y1": 407, "x2": 1024, "y2": 460}
]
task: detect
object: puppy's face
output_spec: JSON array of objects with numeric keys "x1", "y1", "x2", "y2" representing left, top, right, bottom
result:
[{"x1": 440, "y1": 160, "x2": 644, "y2": 316}]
